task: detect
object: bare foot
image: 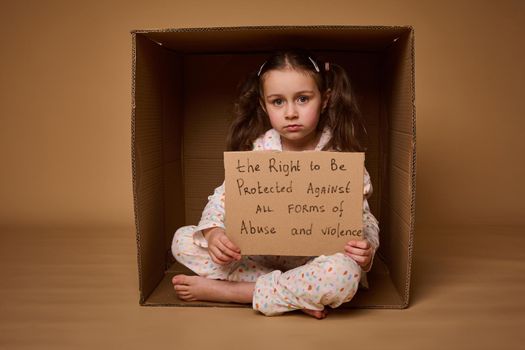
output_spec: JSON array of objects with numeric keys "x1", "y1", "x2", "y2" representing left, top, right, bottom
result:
[
  {"x1": 172, "y1": 274, "x2": 254, "y2": 304},
  {"x1": 301, "y1": 308, "x2": 328, "y2": 319}
]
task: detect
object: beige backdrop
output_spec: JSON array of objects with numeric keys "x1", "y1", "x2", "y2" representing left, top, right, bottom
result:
[
  {"x1": 1, "y1": 1, "x2": 524, "y2": 349},
  {"x1": 0, "y1": 1, "x2": 524, "y2": 230}
]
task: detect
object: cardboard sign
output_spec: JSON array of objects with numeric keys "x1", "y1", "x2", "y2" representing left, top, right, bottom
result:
[{"x1": 224, "y1": 151, "x2": 364, "y2": 256}]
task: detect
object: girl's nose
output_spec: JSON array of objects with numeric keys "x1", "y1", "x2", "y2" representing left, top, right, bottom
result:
[{"x1": 285, "y1": 105, "x2": 298, "y2": 120}]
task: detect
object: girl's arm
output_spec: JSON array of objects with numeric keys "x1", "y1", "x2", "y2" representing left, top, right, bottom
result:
[
  {"x1": 194, "y1": 182, "x2": 241, "y2": 265},
  {"x1": 362, "y1": 169, "x2": 380, "y2": 251},
  {"x1": 344, "y1": 169, "x2": 380, "y2": 272},
  {"x1": 193, "y1": 182, "x2": 227, "y2": 248}
]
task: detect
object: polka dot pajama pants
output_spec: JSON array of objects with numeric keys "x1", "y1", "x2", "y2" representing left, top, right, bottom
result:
[{"x1": 172, "y1": 225, "x2": 361, "y2": 316}]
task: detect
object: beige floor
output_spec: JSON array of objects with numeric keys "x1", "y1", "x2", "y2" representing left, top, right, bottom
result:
[{"x1": 1, "y1": 226, "x2": 523, "y2": 350}]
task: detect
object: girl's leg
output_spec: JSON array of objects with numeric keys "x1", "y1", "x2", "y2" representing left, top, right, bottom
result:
[
  {"x1": 171, "y1": 227, "x2": 355, "y2": 316},
  {"x1": 171, "y1": 225, "x2": 232, "y2": 280},
  {"x1": 172, "y1": 226, "x2": 276, "y2": 282},
  {"x1": 171, "y1": 226, "x2": 273, "y2": 303},
  {"x1": 253, "y1": 253, "x2": 361, "y2": 316},
  {"x1": 171, "y1": 275, "x2": 255, "y2": 303}
]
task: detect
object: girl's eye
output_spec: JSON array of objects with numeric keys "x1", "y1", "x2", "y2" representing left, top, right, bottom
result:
[
  {"x1": 298, "y1": 96, "x2": 309, "y2": 103},
  {"x1": 272, "y1": 99, "x2": 284, "y2": 106}
]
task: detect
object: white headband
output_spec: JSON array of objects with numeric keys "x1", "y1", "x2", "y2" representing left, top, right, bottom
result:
[
  {"x1": 308, "y1": 57, "x2": 320, "y2": 72},
  {"x1": 257, "y1": 61, "x2": 267, "y2": 76},
  {"x1": 257, "y1": 56, "x2": 321, "y2": 77}
]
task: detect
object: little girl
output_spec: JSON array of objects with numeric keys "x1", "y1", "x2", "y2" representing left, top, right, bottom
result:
[{"x1": 171, "y1": 50, "x2": 380, "y2": 319}]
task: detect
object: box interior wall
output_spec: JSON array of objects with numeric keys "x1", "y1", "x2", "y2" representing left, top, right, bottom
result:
[{"x1": 132, "y1": 26, "x2": 415, "y2": 308}]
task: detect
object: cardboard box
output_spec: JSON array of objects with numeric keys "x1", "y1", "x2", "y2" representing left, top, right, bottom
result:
[{"x1": 131, "y1": 26, "x2": 416, "y2": 308}]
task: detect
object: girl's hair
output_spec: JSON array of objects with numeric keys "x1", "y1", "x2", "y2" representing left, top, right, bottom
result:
[{"x1": 226, "y1": 50, "x2": 367, "y2": 152}]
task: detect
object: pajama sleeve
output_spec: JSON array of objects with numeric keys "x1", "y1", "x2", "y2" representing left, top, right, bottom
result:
[
  {"x1": 193, "y1": 182, "x2": 226, "y2": 248},
  {"x1": 362, "y1": 168, "x2": 380, "y2": 272}
]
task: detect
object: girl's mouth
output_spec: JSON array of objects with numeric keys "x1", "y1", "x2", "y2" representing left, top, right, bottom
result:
[{"x1": 285, "y1": 125, "x2": 302, "y2": 132}]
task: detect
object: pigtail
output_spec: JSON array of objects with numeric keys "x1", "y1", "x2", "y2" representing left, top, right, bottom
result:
[
  {"x1": 322, "y1": 63, "x2": 367, "y2": 152},
  {"x1": 226, "y1": 71, "x2": 271, "y2": 151}
]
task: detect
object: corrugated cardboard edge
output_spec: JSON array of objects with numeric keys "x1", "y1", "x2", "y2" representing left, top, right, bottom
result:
[
  {"x1": 130, "y1": 32, "x2": 145, "y2": 305},
  {"x1": 130, "y1": 25, "x2": 413, "y2": 34},
  {"x1": 403, "y1": 26, "x2": 416, "y2": 309}
]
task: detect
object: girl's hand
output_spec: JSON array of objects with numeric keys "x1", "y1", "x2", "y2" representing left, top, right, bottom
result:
[
  {"x1": 344, "y1": 240, "x2": 373, "y2": 270},
  {"x1": 203, "y1": 228, "x2": 242, "y2": 265}
]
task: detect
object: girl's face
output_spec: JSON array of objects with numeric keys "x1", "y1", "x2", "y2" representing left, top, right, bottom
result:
[{"x1": 260, "y1": 68, "x2": 328, "y2": 151}]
